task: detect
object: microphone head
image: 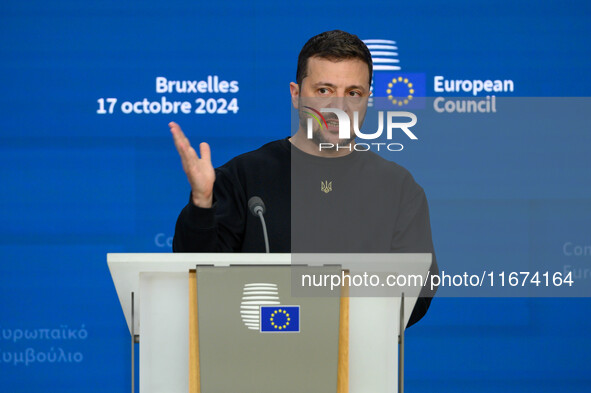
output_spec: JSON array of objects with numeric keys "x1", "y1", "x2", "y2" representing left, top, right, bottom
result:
[{"x1": 248, "y1": 196, "x2": 266, "y2": 216}]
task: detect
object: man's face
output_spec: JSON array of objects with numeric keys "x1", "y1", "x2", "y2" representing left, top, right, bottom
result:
[{"x1": 291, "y1": 57, "x2": 370, "y2": 147}]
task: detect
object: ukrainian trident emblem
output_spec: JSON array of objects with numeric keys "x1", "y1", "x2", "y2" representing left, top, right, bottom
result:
[{"x1": 321, "y1": 181, "x2": 332, "y2": 194}]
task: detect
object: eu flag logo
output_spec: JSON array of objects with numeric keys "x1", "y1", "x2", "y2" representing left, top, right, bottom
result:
[
  {"x1": 372, "y1": 72, "x2": 426, "y2": 109},
  {"x1": 260, "y1": 306, "x2": 300, "y2": 333}
]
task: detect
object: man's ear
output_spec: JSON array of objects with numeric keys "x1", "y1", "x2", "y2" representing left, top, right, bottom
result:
[{"x1": 289, "y1": 82, "x2": 299, "y2": 109}]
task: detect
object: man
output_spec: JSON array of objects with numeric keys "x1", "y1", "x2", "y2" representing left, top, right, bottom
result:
[{"x1": 171, "y1": 30, "x2": 437, "y2": 326}]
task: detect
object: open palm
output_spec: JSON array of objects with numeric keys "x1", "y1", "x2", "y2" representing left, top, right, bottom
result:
[{"x1": 169, "y1": 122, "x2": 216, "y2": 208}]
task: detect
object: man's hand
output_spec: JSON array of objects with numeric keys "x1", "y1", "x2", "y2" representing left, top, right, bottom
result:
[{"x1": 169, "y1": 122, "x2": 215, "y2": 208}]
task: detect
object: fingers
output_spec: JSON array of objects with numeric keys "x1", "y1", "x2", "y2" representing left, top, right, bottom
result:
[
  {"x1": 169, "y1": 121, "x2": 183, "y2": 138},
  {"x1": 169, "y1": 121, "x2": 195, "y2": 157},
  {"x1": 169, "y1": 122, "x2": 210, "y2": 162},
  {"x1": 199, "y1": 142, "x2": 211, "y2": 163},
  {"x1": 169, "y1": 122, "x2": 187, "y2": 149}
]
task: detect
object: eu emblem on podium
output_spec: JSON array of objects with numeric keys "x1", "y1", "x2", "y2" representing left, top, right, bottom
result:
[{"x1": 260, "y1": 306, "x2": 300, "y2": 333}]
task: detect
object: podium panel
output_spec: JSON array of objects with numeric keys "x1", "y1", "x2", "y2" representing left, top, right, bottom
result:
[
  {"x1": 140, "y1": 272, "x2": 189, "y2": 393},
  {"x1": 195, "y1": 265, "x2": 342, "y2": 393},
  {"x1": 349, "y1": 297, "x2": 400, "y2": 392}
]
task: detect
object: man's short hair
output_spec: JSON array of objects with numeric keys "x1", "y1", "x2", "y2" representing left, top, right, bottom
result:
[{"x1": 296, "y1": 30, "x2": 373, "y2": 87}]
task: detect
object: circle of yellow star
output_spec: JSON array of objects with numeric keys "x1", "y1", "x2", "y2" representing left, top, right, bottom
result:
[
  {"x1": 387, "y1": 77, "x2": 414, "y2": 106},
  {"x1": 269, "y1": 309, "x2": 291, "y2": 330}
]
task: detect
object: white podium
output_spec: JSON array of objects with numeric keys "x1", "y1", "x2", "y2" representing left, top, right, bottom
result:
[{"x1": 107, "y1": 253, "x2": 431, "y2": 393}]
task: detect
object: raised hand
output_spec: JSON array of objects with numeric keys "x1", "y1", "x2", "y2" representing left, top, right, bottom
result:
[{"x1": 169, "y1": 122, "x2": 215, "y2": 208}]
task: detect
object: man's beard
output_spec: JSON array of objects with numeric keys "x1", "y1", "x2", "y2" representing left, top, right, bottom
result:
[
  {"x1": 310, "y1": 128, "x2": 355, "y2": 149},
  {"x1": 299, "y1": 112, "x2": 356, "y2": 150}
]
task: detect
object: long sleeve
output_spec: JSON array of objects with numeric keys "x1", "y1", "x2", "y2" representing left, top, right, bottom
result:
[
  {"x1": 390, "y1": 176, "x2": 439, "y2": 327},
  {"x1": 172, "y1": 165, "x2": 247, "y2": 252}
]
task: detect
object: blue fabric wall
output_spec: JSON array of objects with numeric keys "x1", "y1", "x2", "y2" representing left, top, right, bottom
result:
[{"x1": 1, "y1": 1, "x2": 590, "y2": 391}]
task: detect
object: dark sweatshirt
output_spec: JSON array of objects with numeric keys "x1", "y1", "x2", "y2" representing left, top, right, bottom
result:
[{"x1": 173, "y1": 138, "x2": 438, "y2": 326}]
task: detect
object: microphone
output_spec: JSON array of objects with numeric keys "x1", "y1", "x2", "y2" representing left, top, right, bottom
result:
[
  {"x1": 248, "y1": 196, "x2": 269, "y2": 253},
  {"x1": 248, "y1": 196, "x2": 266, "y2": 216}
]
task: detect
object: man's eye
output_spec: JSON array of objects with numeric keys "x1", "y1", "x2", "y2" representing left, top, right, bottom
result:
[
  {"x1": 318, "y1": 88, "x2": 330, "y2": 94},
  {"x1": 349, "y1": 91, "x2": 362, "y2": 97}
]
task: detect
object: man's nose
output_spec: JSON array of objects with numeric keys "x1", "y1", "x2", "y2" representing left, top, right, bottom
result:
[{"x1": 326, "y1": 96, "x2": 349, "y2": 112}]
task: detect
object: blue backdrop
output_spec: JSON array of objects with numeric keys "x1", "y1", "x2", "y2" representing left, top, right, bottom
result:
[{"x1": 1, "y1": 0, "x2": 590, "y2": 391}]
